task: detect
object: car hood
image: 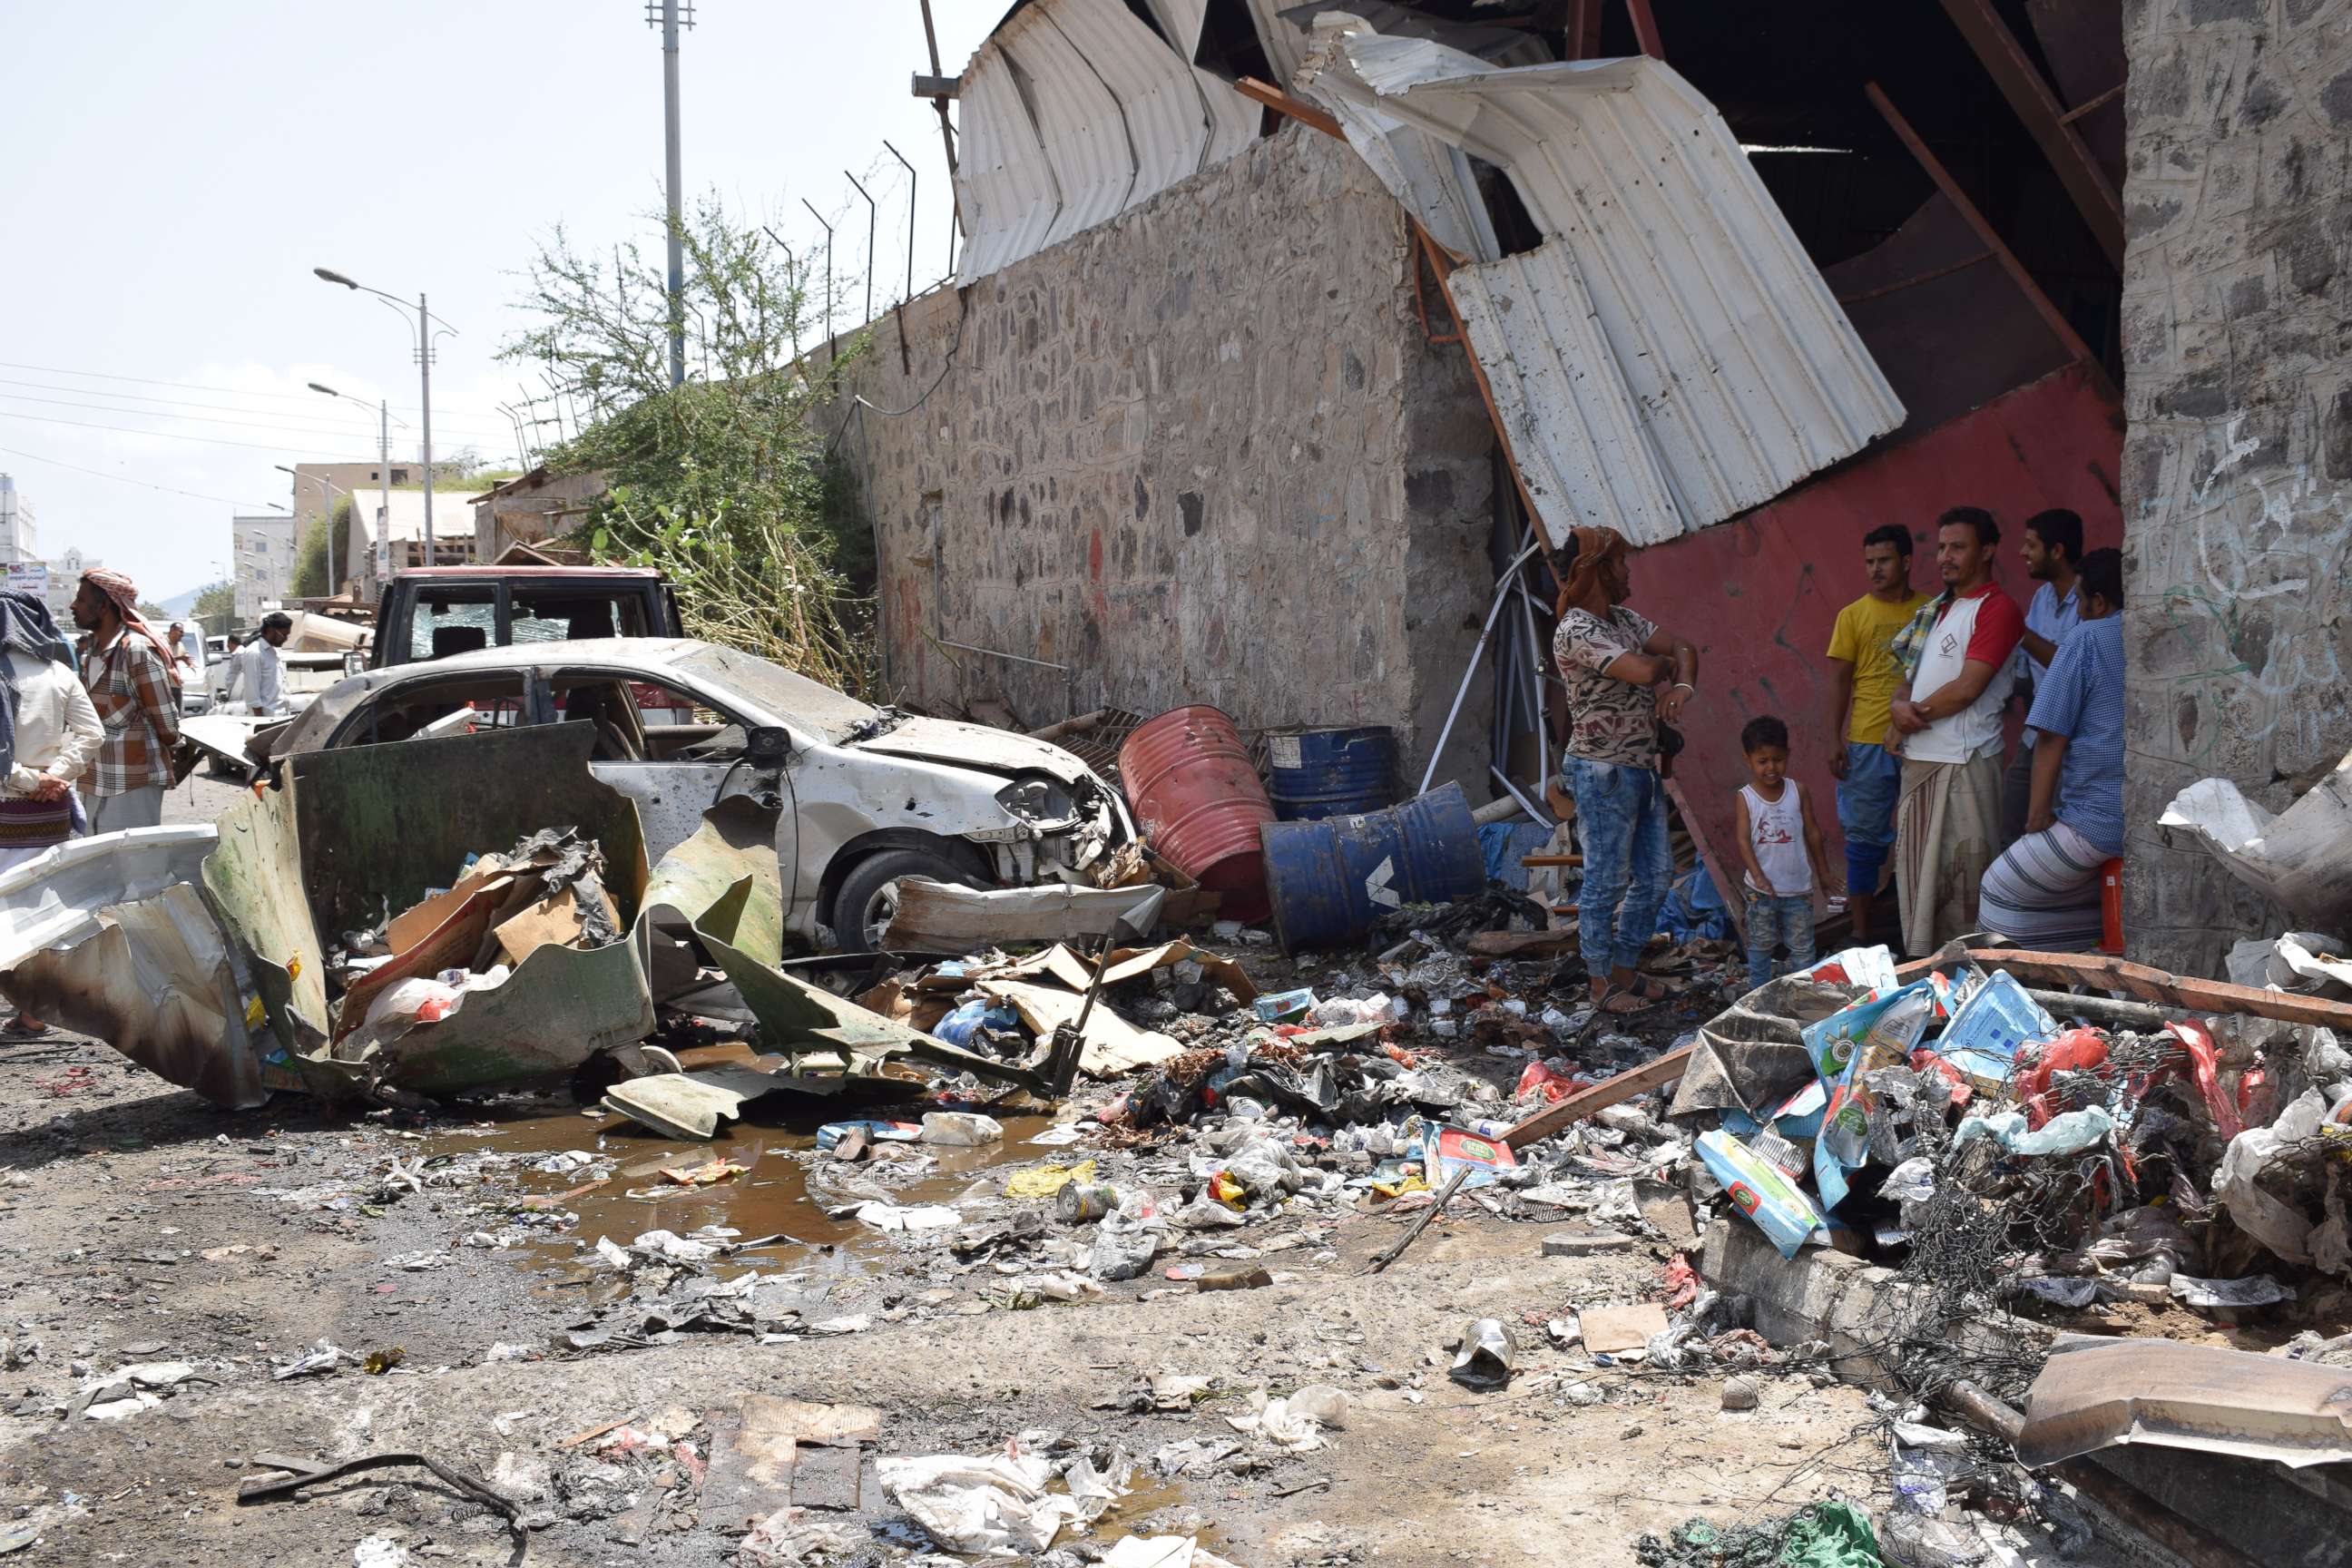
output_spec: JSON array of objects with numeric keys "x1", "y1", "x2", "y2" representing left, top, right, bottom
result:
[{"x1": 851, "y1": 716, "x2": 1098, "y2": 782}]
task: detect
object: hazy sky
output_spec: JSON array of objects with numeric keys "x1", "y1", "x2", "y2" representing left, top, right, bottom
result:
[{"x1": 0, "y1": 0, "x2": 1002, "y2": 601}]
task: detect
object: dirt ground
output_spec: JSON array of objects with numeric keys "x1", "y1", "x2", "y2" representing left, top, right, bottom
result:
[
  {"x1": 0, "y1": 1030, "x2": 1897, "y2": 1567},
  {"x1": 0, "y1": 774, "x2": 1916, "y2": 1565}
]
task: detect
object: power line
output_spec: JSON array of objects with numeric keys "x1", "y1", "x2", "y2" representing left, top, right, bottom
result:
[
  {"x1": 0, "y1": 441, "x2": 285, "y2": 510},
  {"x1": 0, "y1": 376, "x2": 514, "y2": 441},
  {"x1": 0, "y1": 388, "x2": 511, "y2": 445},
  {"x1": 0, "y1": 358, "x2": 512, "y2": 423},
  {"x1": 0, "y1": 408, "x2": 384, "y2": 457}
]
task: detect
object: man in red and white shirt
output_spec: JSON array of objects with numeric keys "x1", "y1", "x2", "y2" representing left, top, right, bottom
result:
[
  {"x1": 71, "y1": 569, "x2": 181, "y2": 833},
  {"x1": 1886, "y1": 507, "x2": 2024, "y2": 954}
]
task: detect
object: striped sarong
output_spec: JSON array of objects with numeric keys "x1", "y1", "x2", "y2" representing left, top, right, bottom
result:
[{"x1": 1977, "y1": 818, "x2": 2105, "y2": 951}]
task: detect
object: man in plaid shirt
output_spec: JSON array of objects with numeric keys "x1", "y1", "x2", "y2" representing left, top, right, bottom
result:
[{"x1": 71, "y1": 569, "x2": 181, "y2": 832}]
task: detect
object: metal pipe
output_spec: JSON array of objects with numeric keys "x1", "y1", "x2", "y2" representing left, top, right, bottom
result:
[
  {"x1": 845, "y1": 170, "x2": 877, "y2": 329},
  {"x1": 657, "y1": 0, "x2": 688, "y2": 387},
  {"x1": 1418, "y1": 541, "x2": 1544, "y2": 797},
  {"x1": 918, "y1": 0, "x2": 960, "y2": 270},
  {"x1": 760, "y1": 227, "x2": 803, "y2": 361},
  {"x1": 418, "y1": 292, "x2": 434, "y2": 561},
  {"x1": 1490, "y1": 765, "x2": 1554, "y2": 828},
  {"x1": 801, "y1": 199, "x2": 835, "y2": 359},
  {"x1": 882, "y1": 141, "x2": 916, "y2": 304}
]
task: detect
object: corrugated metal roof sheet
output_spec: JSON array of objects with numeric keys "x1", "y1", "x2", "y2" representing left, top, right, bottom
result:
[
  {"x1": 1448, "y1": 244, "x2": 1687, "y2": 544},
  {"x1": 1304, "y1": 25, "x2": 1905, "y2": 546},
  {"x1": 1295, "y1": 25, "x2": 1498, "y2": 264},
  {"x1": 954, "y1": 0, "x2": 1259, "y2": 286},
  {"x1": 998, "y1": 5, "x2": 1136, "y2": 252},
  {"x1": 956, "y1": 47, "x2": 1064, "y2": 281},
  {"x1": 1244, "y1": 0, "x2": 1311, "y2": 86}
]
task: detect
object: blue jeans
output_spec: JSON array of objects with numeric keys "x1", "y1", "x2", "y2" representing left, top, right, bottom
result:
[
  {"x1": 1742, "y1": 888, "x2": 1818, "y2": 993},
  {"x1": 1836, "y1": 741, "x2": 1901, "y2": 897},
  {"x1": 1566, "y1": 757, "x2": 1673, "y2": 976}
]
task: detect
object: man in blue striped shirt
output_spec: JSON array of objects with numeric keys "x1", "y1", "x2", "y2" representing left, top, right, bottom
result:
[{"x1": 1977, "y1": 548, "x2": 2125, "y2": 948}]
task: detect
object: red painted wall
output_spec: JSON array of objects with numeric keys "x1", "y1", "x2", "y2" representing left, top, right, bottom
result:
[{"x1": 1634, "y1": 364, "x2": 2125, "y2": 889}]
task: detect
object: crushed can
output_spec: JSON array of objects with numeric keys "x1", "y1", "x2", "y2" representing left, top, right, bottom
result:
[{"x1": 1056, "y1": 1180, "x2": 1123, "y2": 1222}]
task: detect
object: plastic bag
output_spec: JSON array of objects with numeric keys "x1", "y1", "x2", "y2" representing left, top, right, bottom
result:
[
  {"x1": 1090, "y1": 1205, "x2": 1163, "y2": 1280},
  {"x1": 1698, "y1": 1131, "x2": 1826, "y2": 1259}
]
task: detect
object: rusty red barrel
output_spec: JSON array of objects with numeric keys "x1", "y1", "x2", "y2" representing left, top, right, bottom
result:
[{"x1": 1119, "y1": 705, "x2": 1275, "y2": 922}]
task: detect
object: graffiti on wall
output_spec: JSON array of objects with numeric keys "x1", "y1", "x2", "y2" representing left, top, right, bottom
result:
[{"x1": 2149, "y1": 416, "x2": 2352, "y2": 774}]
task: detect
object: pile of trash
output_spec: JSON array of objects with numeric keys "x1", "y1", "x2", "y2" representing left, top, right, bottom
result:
[
  {"x1": 324, "y1": 828, "x2": 625, "y2": 1059},
  {"x1": 1676, "y1": 938, "x2": 2352, "y2": 1364}
]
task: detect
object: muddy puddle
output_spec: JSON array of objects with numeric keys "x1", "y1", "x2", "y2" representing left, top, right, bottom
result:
[{"x1": 423, "y1": 1043, "x2": 1073, "y2": 1282}]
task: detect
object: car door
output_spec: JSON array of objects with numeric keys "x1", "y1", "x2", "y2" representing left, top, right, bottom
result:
[{"x1": 551, "y1": 670, "x2": 751, "y2": 866}]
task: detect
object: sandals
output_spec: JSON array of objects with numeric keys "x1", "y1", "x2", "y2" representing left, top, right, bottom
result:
[
  {"x1": 1592, "y1": 975, "x2": 1671, "y2": 1014},
  {"x1": 2, "y1": 1020, "x2": 54, "y2": 1041}
]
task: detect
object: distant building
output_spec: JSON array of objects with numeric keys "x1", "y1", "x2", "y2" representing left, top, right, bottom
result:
[
  {"x1": 470, "y1": 467, "x2": 607, "y2": 560},
  {"x1": 347, "y1": 489, "x2": 478, "y2": 597},
  {"x1": 0, "y1": 474, "x2": 35, "y2": 566},
  {"x1": 231, "y1": 514, "x2": 298, "y2": 622},
  {"x1": 41, "y1": 546, "x2": 93, "y2": 622},
  {"x1": 285, "y1": 459, "x2": 470, "y2": 525}
]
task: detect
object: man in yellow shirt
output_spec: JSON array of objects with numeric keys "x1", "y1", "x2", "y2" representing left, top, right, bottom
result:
[{"x1": 1824, "y1": 524, "x2": 1929, "y2": 946}]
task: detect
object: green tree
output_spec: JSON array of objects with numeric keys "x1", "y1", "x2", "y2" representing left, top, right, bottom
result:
[
  {"x1": 502, "y1": 196, "x2": 876, "y2": 693},
  {"x1": 288, "y1": 499, "x2": 348, "y2": 599},
  {"x1": 191, "y1": 581, "x2": 234, "y2": 633}
]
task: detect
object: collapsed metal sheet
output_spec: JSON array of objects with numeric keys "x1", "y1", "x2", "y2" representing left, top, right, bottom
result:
[
  {"x1": 2161, "y1": 746, "x2": 2352, "y2": 934},
  {"x1": 0, "y1": 828, "x2": 269, "y2": 1108},
  {"x1": 649, "y1": 805, "x2": 1050, "y2": 1088},
  {"x1": 3, "y1": 881, "x2": 266, "y2": 1111},
  {"x1": 1447, "y1": 244, "x2": 1686, "y2": 542},
  {"x1": 0, "y1": 827, "x2": 216, "y2": 960},
  {"x1": 2018, "y1": 1335, "x2": 2352, "y2": 1470},
  {"x1": 202, "y1": 725, "x2": 660, "y2": 1102},
  {"x1": 1298, "y1": 24, "x2": 1904, "y2": 545},
  {"x1": 954, "y1": 0, "x2": 1258, "y2": 285}
]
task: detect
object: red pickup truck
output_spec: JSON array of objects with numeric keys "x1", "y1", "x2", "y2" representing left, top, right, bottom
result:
[{"x1": 370, "y1": 564, "x2": 683, "y2": 669}]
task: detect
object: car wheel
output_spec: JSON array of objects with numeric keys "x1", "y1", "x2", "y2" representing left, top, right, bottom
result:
[{"x1": 832, "y1": 848, "x2": 978, "y2": 954}]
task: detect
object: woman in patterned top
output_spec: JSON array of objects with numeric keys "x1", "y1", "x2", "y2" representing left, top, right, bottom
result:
[{"x1": 1549, "y1": 526, "x2": 1702, "y2": 1015}]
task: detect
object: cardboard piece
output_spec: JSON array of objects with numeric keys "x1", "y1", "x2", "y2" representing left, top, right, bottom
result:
[
  {"x1": 1038, "y1": 936, "x2": 1259, "y2": 1004},
  {"x1": 495, "y1": 885, "x2": 593, "y2": 966},
  {"x1": 333, "y1": 877, "x2": 515, "y2": 1044},
  {"x1": 387, "y1": 861, "x2": 509, "y2": 953},
  {"x1": 1577, "y1": 1302, "x2": 1671, "y2": 1355},
  {"x1": 978, "y1": 978, "x2": 1185, "y2": 1076}
]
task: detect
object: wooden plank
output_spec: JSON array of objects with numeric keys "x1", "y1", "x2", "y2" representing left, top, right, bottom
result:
[
  {"x1": 1936, "y1": 0, "x2": 2124, "y2": 270},
  {"x1": 1898, "y1": 948, "x2": 2352, "y2": 1033},
  {"x1": 1663, "y1": 776, "x2": 1746, "y2": 943},
  {"x1": 1234, "y1": 77, "x2": 1344, "y2": 141},
  {"x1": 1501, "y1": 1044, "x2": 1692, "y2": 1149},
  {"x1": 1866, "y1": 82, "x2": 2101, "y2": 370},
  {"x1": 1625, "y1": 0, "x2": 1664, "y2": 57}
]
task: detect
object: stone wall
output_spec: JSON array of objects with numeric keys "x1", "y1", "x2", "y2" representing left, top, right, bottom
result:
[
  {"x1": 2122, "y1": 0, "x2": 2352, "y2": 975},
  {"x1": 823, "y1": 123, "x2": 1496, "y2": 786}
]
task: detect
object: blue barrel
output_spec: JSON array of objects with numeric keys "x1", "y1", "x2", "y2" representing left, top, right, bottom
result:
[
  {"x1": 1266, "y1": 726, "x2": 1396, "y2": 820},
  {"x1": 1259, "y1": 781, "x2": 1485, "y2": 954}
]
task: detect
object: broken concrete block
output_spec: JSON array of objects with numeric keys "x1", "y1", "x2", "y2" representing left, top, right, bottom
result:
[{"x1": 1544, "y1": 1231, "x2": 1635, "y2": 1257}]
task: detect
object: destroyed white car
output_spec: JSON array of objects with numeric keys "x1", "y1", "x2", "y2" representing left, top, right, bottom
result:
[{"x1": 260, "y1": 638, "x2": 1134, "y2": 949}]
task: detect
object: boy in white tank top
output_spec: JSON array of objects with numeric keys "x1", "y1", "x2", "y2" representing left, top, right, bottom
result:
[{"x1": 1731, "y1": 716, "x2": 1836, "y2": 994}]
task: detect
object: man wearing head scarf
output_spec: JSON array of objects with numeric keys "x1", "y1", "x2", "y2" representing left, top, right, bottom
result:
[
  {"x1": 1551, "y1": 526, "x2": 1701, "y2": 1015},
  {"x1": 1, "y1": 589, "x2": 102, "y2": 1038},
  {"x1": 70, "y1": 569, "x2": 181, "y2": 833}
]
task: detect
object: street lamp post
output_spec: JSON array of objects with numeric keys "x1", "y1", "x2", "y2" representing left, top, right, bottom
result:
[
  {"x1": 307, "y1": 384, "x2": 408, "y2": 593},
  {"x1": 274, "y1": 466, "x2": 337, "y2": 597},
  {"x1": 313, "y1": 269, "x2": 456, "y2": 565}
]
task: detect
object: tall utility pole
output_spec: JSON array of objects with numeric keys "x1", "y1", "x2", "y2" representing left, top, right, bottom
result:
[
  {"x1": 650, "y1": 0, "x2": 692, "y2": 388},
  {"x1": 312, "y1": 271, "x2": 454, "y2": 568}
]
